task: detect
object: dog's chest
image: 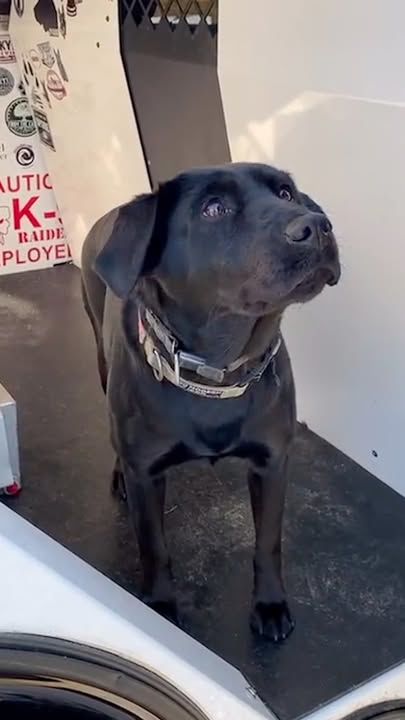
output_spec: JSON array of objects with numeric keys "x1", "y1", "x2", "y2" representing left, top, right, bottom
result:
[
  {"x1": 191, "y1": 417, "x2": 243, "y2": 455},
  {"x1": 158, "y1": 384, "x2": 252, "y2": 457}
]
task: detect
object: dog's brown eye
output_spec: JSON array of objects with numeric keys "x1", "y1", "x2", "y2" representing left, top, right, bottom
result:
[
  {"x1": 279, "y1": 186, "x2": 293, "y2": 201},
  {"x1": 202, "y1": 198, "x2": 227, "y2": 218}
]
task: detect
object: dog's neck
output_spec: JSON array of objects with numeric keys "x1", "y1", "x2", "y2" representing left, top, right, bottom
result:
[{"x1": 136, "y1": 280, "x2": 282, "y2": 368}]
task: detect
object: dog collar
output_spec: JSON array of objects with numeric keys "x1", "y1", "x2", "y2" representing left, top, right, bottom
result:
[{"x1": 137, "y1": 307, "x2": 281, "y2": 400}]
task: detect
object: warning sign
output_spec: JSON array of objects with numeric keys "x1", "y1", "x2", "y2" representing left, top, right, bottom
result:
[{"x1": 0, "y1": 32, "x2": 68, "y2": 276}]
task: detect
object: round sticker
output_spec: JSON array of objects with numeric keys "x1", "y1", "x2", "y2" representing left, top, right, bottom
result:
[
  {"x1": 15, "y1": 144, "x2": 35, "y2": 167},
  {"x1": 46, "y1": 70, "x2": 66, "y2": 100},
  {"x1": 0, "y1": 67, "x2": 14, "y2": 96},
  {"x1": 5, "y1": 97, "x2": 35, "y2": 137}
]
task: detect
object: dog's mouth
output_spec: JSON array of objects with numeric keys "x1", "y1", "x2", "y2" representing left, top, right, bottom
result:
[
  {"x1": 295, "y1": 265, "x2": 340, "y2": 293},
  {"x1": 220, "y1": 260, "x2": 341, "y2": 317}
]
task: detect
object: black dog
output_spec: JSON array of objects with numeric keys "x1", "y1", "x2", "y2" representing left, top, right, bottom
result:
[{"x1": 81, "y1": 163, "x2": 340, "y2": 642}]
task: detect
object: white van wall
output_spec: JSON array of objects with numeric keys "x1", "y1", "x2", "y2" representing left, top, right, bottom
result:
[{"x1": 218, "y1": 0, "x2": 405, "y2": 496}]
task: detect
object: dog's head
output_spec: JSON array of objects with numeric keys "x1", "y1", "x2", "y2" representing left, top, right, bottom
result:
[{"x1": 95, "y1": 163, "x2": 340, "y2": 317}]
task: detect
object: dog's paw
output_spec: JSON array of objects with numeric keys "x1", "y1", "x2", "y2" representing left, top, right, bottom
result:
[
  {"x1": 250, "y1": 600, "x2": 295, "y2": 643},
  {"x1": 145, "y1": 597, "x2": 183, "y2": 628}
]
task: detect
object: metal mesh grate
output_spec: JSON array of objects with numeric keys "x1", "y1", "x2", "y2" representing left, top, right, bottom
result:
[{"x1": 120, "y1": 0, "x2": 218, "y2": 35}]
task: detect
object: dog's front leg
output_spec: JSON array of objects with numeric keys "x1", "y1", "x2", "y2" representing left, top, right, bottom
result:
[
  {"x1": 124, "y1": 465, "x2": 179, "y2": 625},
  {"x1": 248, "y1": 457, "x2": 295, "y2": 642}
]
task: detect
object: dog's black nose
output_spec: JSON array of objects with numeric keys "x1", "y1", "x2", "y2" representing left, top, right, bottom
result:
[{"x1": 285, "y1": 213, "x2": 332, "y2": 246}]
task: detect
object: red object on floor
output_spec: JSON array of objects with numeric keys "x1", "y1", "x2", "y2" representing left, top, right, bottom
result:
[{"x1": 3, "y1": 481, "x2": 22, "y2": 497}]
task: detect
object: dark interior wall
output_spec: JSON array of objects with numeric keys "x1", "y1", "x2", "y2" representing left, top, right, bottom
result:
[
  {"x1": 119, "y1": 0, "x2": 230, "y2": 187},
  {"x1": 0, "y1": 1, "x2": 10, "y2": 16}
]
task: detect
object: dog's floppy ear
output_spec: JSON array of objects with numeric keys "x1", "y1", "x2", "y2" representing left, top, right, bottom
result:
[
  {"x1": 94, "y1": 192, "x2": 158, "y2": 299},
  {"x1": 300, "y1": 192, "x2": 325, "y2": 215}
]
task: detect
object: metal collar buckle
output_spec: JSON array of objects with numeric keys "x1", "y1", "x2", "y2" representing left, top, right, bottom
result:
[
  {"x1": 152, "y1": 349, "x2": 164, "y2": 382},
  {"x1": 176, "y1": 351, "x2": 225, "y2": 384},
  {"x1": 245, "y1": 336, "x2": 282, "y2": 385}
]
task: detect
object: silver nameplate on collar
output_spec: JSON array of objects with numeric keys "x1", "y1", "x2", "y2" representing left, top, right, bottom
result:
[{"x1": 177, "y1": 351, "x2": 225, "y2": 384}]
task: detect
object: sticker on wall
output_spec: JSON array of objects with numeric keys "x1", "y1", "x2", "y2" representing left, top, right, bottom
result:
[
  {"x1": 54, "y1": 48, "x2": 68, "y2": 82},
  {"x1": 31, "y1": 86, "x2": 44, "y2": 108},
  {"x1": 46, "y1": 69, "x2": 65, "y2": 100},
  {"x1": 38, "y1": 41, "x2": 55, "y2": 68},
  {"x1": 0, "y1": 37, "x2": 16, "y2": 64},
  {"x1": 58, "y1": 5, "x2": 66, "y2": 37},
  {"x1": 13, "y1": 0, "x2": 25, "y2": 18},
  {"x1": 33, "y1": 82, "x2": 43, "y2": 107},
  {"x1": 40, "y1": 79, "x2": 51, "y2": 108},
  {"x1": 29, "y1": 48, "x2": 41, "y2": 69},
  {"x1": 17, "y1": 79, "x2": 26, "y2": 96},
  {"x1": 5, "y1": 98, "x2": 36, "y2": 137},
  {"x1": 0, "y1": 206, "x2": 10, "y2": 244},
  {"x1": 0, "y1": 172, "x2": 70, "y2": 271},
  {"x1": 23, "y1": 56, "x2": 35, "y2": 83},
  {"x1": 15, "y1": 144, "x2": 35, "y2": 167},
  {"x1": 0, "y1": 68, "x2": 15, "y2": 96},
  {"x1": 32, "y1": 107, "x2": 55, "y2": 150},
  {"x1": 66, "y1": 0, "x2": 77, "y2": 17},
  {"x1": 34, "y1": 0, "x2": 59, "y2": 36}
]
